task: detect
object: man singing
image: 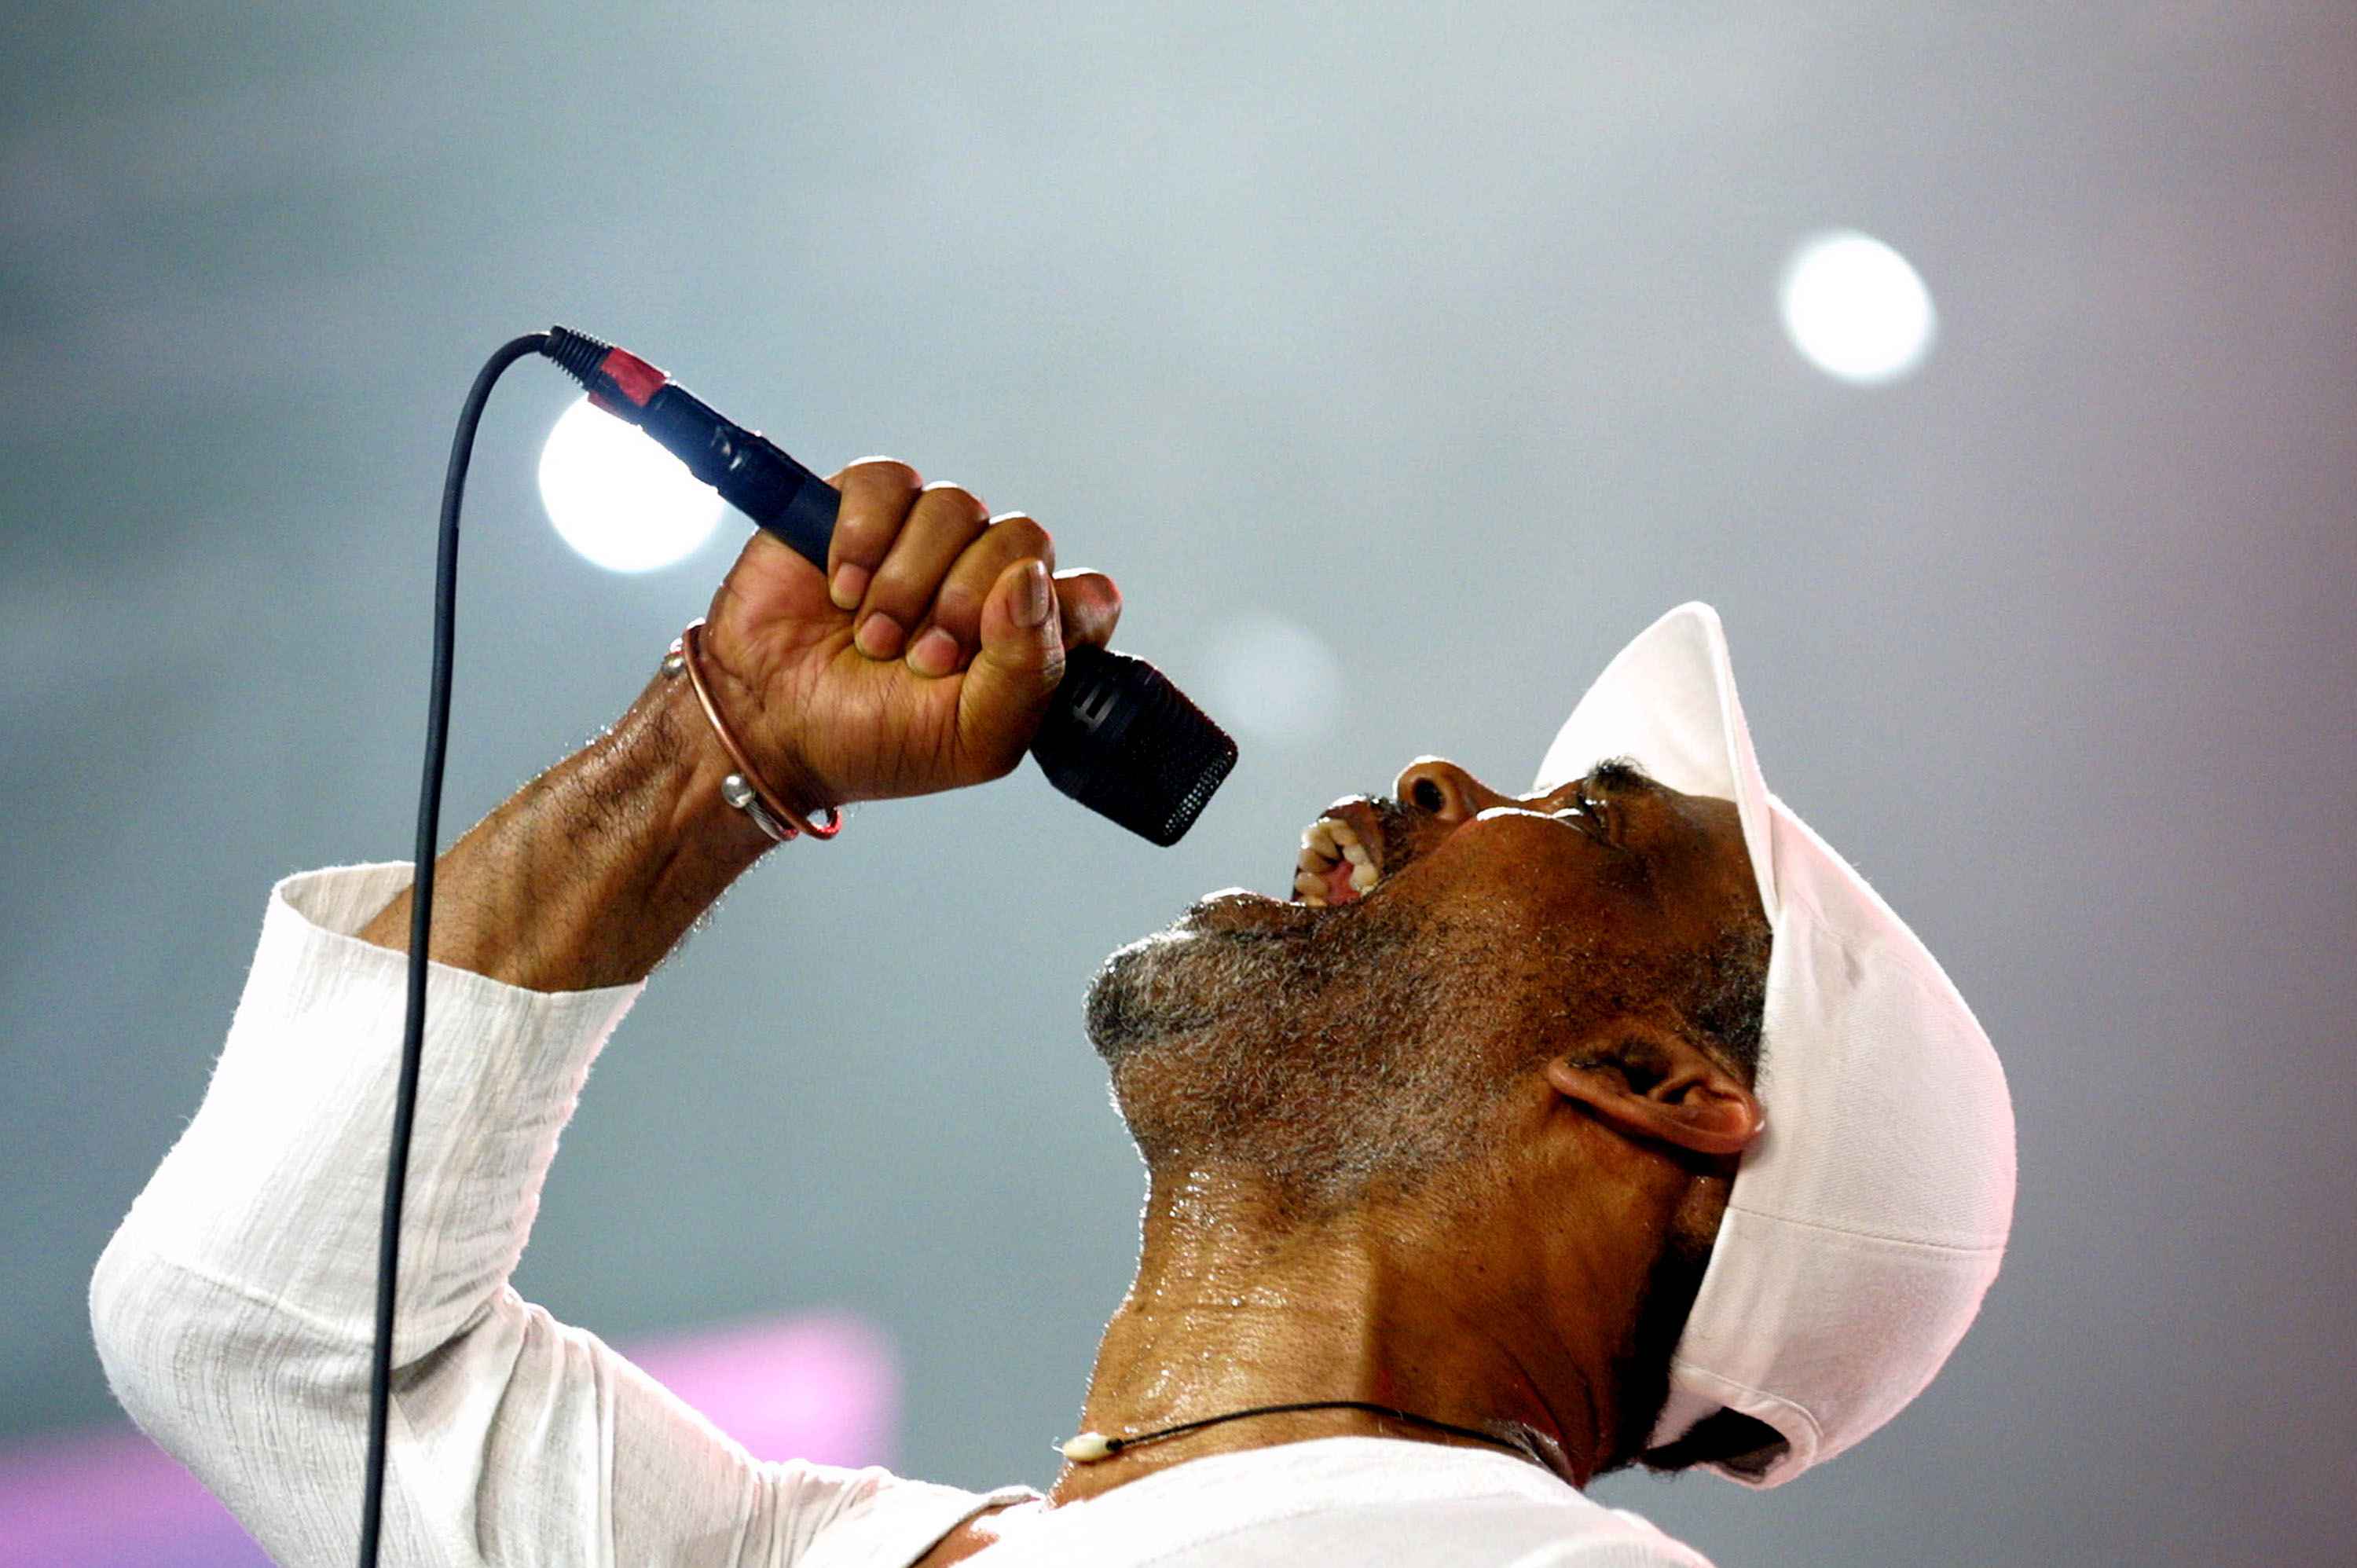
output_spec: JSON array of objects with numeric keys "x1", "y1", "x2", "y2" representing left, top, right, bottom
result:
[{"x1": 93, "y1": 462, "x2": 2015, "y2": 1566}]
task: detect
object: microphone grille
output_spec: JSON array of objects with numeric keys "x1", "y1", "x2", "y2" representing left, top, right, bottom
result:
[{"x1": 1032, "y1": 645, "x2": 1237, "y2": 847}]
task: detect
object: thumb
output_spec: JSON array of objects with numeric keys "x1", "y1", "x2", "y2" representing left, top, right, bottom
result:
[{"x1": 959, "y1": 557, "x2": 1065, "y2": 773}]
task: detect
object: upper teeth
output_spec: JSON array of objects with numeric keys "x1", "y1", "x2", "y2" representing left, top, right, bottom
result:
[{"x1": 1295, "y1": 815, "x2": 1383, "y2": 906}]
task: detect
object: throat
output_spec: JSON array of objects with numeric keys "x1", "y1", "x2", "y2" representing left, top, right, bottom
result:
[{"x1": 1056, "y1": 1183, "x2": 1582, "y2": 1502}]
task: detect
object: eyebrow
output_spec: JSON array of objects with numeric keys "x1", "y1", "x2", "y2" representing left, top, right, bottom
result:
[{"x1": 1582, "y1": 757, "x2": 1655, "y2": 795}]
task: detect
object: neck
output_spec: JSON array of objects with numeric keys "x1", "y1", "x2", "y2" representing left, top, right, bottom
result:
[{"x1": 1050, "y1": 1164, "x2": 1616, "y2": 1504}]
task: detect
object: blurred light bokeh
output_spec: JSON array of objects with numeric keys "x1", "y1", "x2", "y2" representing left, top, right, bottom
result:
[
  {"x1": 2, "y1": 5, "x2": 2352, "y2": 1566},
  {"x1": 1777, "y1": 229, "x2": 1937, "y2": 384},
  {"x1": 538, "y1": 396, "x2": 726, "y2": 573}
]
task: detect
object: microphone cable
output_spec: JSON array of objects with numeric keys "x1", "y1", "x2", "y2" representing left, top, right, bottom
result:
[{"x1": 359, "y1": 331, "x2": 545, "y2": 1568}]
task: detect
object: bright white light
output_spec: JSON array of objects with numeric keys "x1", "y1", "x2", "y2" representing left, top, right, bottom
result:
[
  {"x1": 537, "y1": 397, "x2": 726, "y2": 572},
  {"x1": 1196, "y1": 611, "x2": 1346, "y2": 749},
  {"x1": 1778, "y1": 229, "x2": 1937, "y2": 386}
]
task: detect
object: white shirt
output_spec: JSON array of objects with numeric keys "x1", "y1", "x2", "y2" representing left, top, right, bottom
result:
[{"x1": 90, "y1": 863, "x2": 1714, "y2": 1568}]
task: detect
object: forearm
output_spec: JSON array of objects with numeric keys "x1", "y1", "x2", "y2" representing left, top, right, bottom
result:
[
  {"x1": 92, "y1": 863, "x2": 644, "y2": 1563},
  {"x1": 361, "y1": 656, "x2": 775, "y2": 991}
]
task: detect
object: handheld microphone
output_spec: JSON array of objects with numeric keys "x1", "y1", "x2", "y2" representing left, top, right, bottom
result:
[{"x1": 541, "y1": 325, "x2": 1234, "y2": 846}]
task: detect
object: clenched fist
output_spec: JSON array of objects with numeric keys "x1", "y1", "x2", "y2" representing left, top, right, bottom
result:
[{"x1": 697, "y1": 459, "x2": 1122, "y2": 814}]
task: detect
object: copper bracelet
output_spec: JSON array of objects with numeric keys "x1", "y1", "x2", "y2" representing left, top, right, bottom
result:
[{"x1": 667, "y1": 619, "x2": 841, "y2": 842}]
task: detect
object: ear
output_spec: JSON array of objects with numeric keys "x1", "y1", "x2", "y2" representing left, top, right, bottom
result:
[{"x1": 1544, "y1": 1023, "x2": 1764, "y2": 1159}]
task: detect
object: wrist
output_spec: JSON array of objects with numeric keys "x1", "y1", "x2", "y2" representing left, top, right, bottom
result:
[
  {"x1": 638, "y1": 661, "x2": 783, "y2": 866},
  {"x1": 688, "y1": 618, "x2": 839, "y2": 826},
  {"x1": 356, "y1": 667, "x2": 775, "y2": 991}
]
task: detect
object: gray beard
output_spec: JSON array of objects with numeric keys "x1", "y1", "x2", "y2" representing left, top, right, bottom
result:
[
  {"x1": 1086, "y1": 900, "x2": 1422, "y2": 1066},
  {"x1": 1083, "y1": 894, "x2": 1510, "y2": 1210},
  {"x1": 1085, "y1": 893, "x2": 1714, "y2": 1464}
]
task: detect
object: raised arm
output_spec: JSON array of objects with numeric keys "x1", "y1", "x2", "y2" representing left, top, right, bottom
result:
[
  {"x1": 91, "y1": 461, "x2": 1115, "y2": 1566},
  {"x1": 360, "y1": 460, "x2": 1119, "y2": 989}
]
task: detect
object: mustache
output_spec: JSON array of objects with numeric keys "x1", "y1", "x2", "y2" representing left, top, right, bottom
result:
[{"x1": 1362, "y1": 794, "x2": 1420, "y2": 877}]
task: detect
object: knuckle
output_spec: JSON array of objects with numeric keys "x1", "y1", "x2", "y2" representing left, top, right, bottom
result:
[
  {"x1": 1065, "y1": 569, "x2": 1121, "y2": 612},
  {"x1": 847, "y1": 456, "x2": 922, "y2": 491},
  {"x1": 918, "y1": 481, "x2": 989, "y2": 523},
  {"x1": 1053, "y1": 570, "x2": 1121, "y2": 645},
  {"x1": 989, "y1": 513, "x2": 1050, "y2": 559},
  {"x1": 834, "y1": 468, "x2": 920, "y2": 559}
]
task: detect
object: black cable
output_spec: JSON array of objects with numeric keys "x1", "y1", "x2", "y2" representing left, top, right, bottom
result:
[
  {"x1": 1065, "y1": 1399, "x2": 1545, "y2": 1469},
  {"x1": 359, "y1": 332, "x2": 549, "y2": 1568}
]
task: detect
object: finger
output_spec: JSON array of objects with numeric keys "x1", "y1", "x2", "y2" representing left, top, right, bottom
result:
[
  {"x1": 959, "y1": 557, "x2": 1063, "y2": 775},
  {"x1": 1054, "y1": 570, "x2": 1122, "y2": 650},
  {"x1": 853, "y1": 482, "x2": 990, "y2": 661},
  {"x1": 825, "y1": 458, "x2": 923, "y2": 611},
  {"x1": 906, "y1": 513, "x2": 1055, "y2": 677}
]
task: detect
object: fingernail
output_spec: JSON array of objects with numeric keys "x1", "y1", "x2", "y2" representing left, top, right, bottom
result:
[
  {"x1": 1014, "y1": 559, "x2": 1050, "y2": 628},
  {"x1": 908, "y1": 626, "x2": 961, "y2": 676},
  {"x1": 856, "y1": 612, "x2": 904, "y2": 659},
  {"x1": 830, "y1": 562, "x2": 871, "y2": 610}
]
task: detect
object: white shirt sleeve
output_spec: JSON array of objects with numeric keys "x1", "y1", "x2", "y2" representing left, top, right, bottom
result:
[{"x1": 89, "y1": 863, "x2": 998, "y2": 1568}]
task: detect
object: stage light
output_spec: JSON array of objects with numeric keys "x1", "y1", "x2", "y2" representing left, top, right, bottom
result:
[
  {"x1": 537, "y1": 395, "x2": 725, "y2": 572},
  {"x1": 1777, "y1": 230, "x2": 1937, "y2": 385},
  {"x1": 1196, "y1": 611, "x2": 1345, "y2": 749}
]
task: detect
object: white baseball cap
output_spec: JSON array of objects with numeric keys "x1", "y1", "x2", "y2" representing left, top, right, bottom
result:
[{"x1": 1533, "y1": 603, "x2": 2015, "y2": 1487}]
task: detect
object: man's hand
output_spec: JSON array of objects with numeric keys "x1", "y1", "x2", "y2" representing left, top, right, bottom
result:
[
  {"x1": 359, "y1": 459, "x2": 1116, "y2": 990},
  {"x1": 699, "y1": 460, "x2": 1122, "y2": 813}
]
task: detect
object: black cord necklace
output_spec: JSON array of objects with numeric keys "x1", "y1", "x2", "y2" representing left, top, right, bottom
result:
[{"x1": 1057, "y1": 1400, "x2": 1543, "y2": 1469}]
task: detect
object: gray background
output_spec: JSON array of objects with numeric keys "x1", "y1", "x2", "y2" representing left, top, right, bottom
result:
[{"x1": 5, "y1": 2, "x2": 2353, "y2": 1563}]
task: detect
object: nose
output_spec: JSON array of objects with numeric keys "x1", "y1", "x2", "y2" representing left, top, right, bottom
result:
[{"x1": 1391, "y1": 757, "x2": 1512, "y2": 826}]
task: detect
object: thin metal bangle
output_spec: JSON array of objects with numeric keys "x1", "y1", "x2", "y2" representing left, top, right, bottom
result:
[{"x1": 669, "y1": 619, "x2": 841, "y2": 841}]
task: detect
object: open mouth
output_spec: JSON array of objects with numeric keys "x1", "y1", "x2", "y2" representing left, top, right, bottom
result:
[{"x1": 1292, "y1": 800, "x2": 1391, "y2": 907}]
